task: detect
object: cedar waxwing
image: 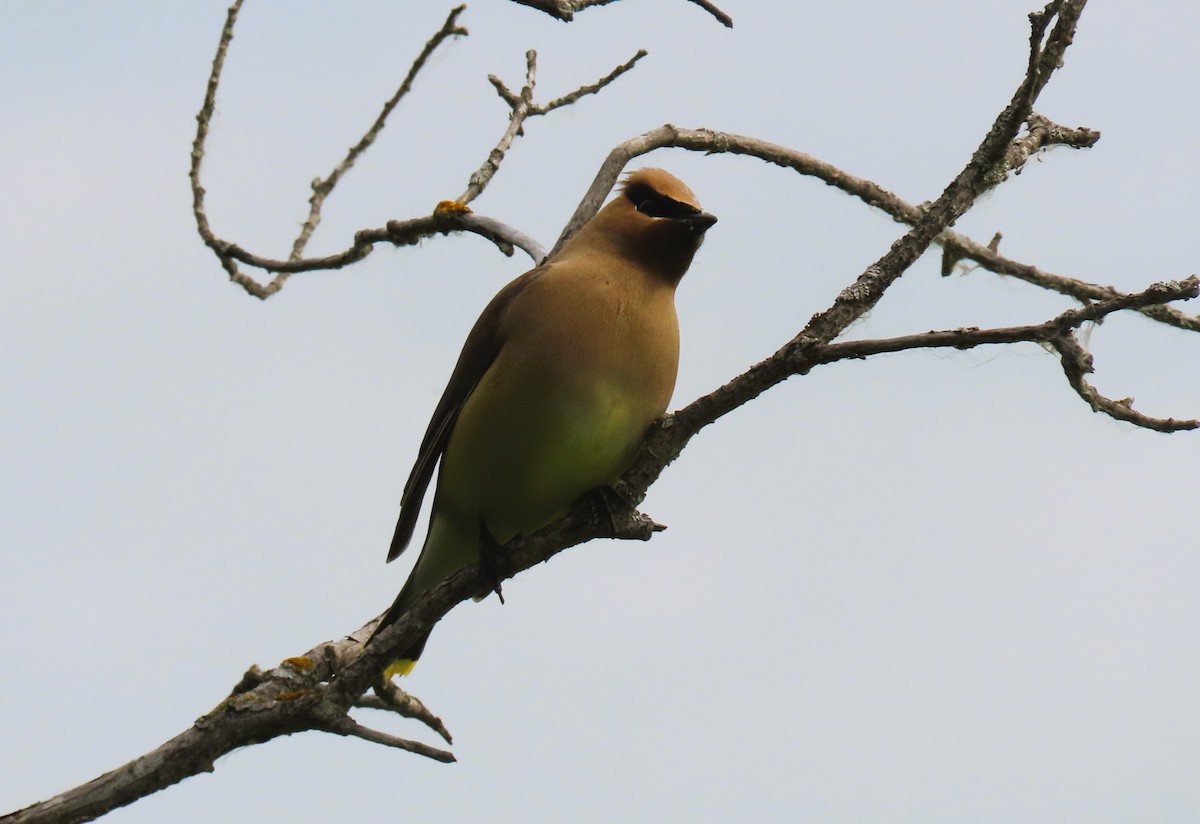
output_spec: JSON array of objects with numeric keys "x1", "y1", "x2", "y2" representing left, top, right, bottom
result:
[{"x1": 374, "y1": 168, "x2": 716, "y2": 676}]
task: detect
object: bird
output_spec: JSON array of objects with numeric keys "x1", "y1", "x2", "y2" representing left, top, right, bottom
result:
[{"x1": 373, "y1": 168, "x2": 716, "y2": 677}]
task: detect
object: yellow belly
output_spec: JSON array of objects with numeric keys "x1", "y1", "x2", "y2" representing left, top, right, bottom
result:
[{"x1": 438, "y1": 352, "x2": 655, "y2": 543}]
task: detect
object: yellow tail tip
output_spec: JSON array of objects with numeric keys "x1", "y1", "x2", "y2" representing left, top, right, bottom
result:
[{"x1": 384, "y1": 658, "x2": 418, "y2": 679}]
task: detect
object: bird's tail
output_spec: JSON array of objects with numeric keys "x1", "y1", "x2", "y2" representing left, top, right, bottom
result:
[
  {"x1": 370, "y1": 578, "x2": 434, "y2": 678},
  {"x1": 371, "y1": 512, "x2": 480, "y2": 676},
  {"x1": 382, "y1": 632, "x2": 431, "y2": 679}
]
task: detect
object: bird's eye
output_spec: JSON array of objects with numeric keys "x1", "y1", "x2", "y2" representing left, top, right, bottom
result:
[
  {"x1": 636, "y1": 194, "x2": 697, "y2": 219},
  {"x1": 637, "y1": 199, "x2": 660, "y2": 216}
]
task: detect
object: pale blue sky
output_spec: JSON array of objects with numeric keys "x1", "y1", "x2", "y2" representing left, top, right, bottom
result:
[{"x1": 3, "y1": 2, "x2": 1200, "y2": 822}]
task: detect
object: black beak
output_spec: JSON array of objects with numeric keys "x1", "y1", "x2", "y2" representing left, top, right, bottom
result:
[{"x1": 685, "y1": 212, "x2": 718, "y2": 234}]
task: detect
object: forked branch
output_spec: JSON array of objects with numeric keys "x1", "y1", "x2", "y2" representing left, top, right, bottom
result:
[{"x1": 190, "y1": 3, "x2": 636, "y2": 298}]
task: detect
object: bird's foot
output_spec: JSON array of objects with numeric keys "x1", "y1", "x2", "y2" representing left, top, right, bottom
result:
[{"x1": 477, "y1": 518, "x2": 507, "y2": 605}]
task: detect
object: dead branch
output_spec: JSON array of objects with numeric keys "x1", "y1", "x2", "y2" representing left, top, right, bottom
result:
[
  {"x1": 458, "y1": 47, "x2": 647, "y2": 204},
  {"x1": 1049, "y1": 332, "x2": 1198, "y2": 432},
  {"x1": 190, "y1": 4, "x2": 630, "y2": 298},
  {"x1": 618, "y1": 0, "x2": 1094, "y2": 495},
  {"x1": 363, "y1": 677, "x2": 454, "y2": 745},
  {"x1": 190, "y1": 3, "x2": 466, "y2": 298},
  {"x1": 460, "y1": 49, "x2": 539, "y2": 205},
  {"x1": 510, "y1": 0, "x2": 733, "y2": 27},
  {"x1": 320, "y1": 717, "x2": 454, "y2": 762},
  {"x1": 288, "y1": 6, "x2": 469, "y2": 262},
  {"x1": 812, "y1": 278, "x2": 1200, "y2": 432},
  {"x1": 532, "y1": 49, "x2": 647, "y2": 115}
]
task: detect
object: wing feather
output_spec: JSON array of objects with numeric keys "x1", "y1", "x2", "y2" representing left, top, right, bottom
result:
[{"x1": 386, "y1": 267, "x2": 545, "y2": 561}]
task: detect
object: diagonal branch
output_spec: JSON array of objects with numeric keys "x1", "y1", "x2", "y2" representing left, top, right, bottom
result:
[
  {"x1": 320, "y1": 717, "x2": 454, "y2": 762},
  {"x1": 357, "y1": 0, "x2": 1100, "y2": 705},
  {"x1": 941, "y1": 233, "x2": 1200, "y2": 333},
  {"x1": 362, "y1": 676, "x2": 454, "y2": 744},
  {"x1": 685, "y1": 0, "x2": 734, "y2": 27},
  {"x1": 616, "y1": 0, "x2": 1092, "y2": 494},
  {"x1": 532, "y1": 49, "x2": 647, "y2": 115},
  {"x1": 316, "y1": 257, "x2": 1199, "y2": 719}
]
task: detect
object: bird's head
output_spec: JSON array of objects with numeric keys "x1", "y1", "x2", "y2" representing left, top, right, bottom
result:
[{"x1": 570, "y1": 168, "x2": 717, "y2": 286}]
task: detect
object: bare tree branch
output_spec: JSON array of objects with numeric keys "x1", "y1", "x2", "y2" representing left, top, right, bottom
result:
[
  {"x1": 288, "y1": 6, "x2": 468, "y2": 262},
  {"x1": 188, "y1": 0, "x2": 250, "y2": 289},
  {"x1": 507, "y1": 0, "x2": 617, "y2": 21},
  {"x1": 809, "y1": 278, "x2": 1200, "y2": 435},
  {"x1": 189, "y1": 3, "x2": 468, "y2": 298},
  {"x1": 684, "y1": 0, "x2": 734, "y2": 28},
  {"x1": 362, "y1": 677, "x2": 454, "y2": 745},
  {"x1": 812, "y1": 277, "x2": 1198, "y2": 367},
  {"x1": 461, "y1": 49, "x2": 539, "y2": 205},
  {"x1": 1049, "y1": 332, "x2": 1198, "y2": 432},
  {"x1": 510, "y1": 0, "x2": 733, "y2": 27},
  {"x1": 320, "y1": 717, "x2": 455, "y2": 762},
  {"x1": 617, "y1": 0, "x2": 1094, "y2": 496},
  {"x1": 548, "y1": 121, "x2": 1199, "y2": 335},
  {"x1": 459, "y1": 48, "x2": 647, "y2": 204},
  {"x1": 190, "y1": 5, "x2": 625, "y2": 298},
  {"x1": 532, "y1": 49, "x2": 647, "y2": 115},
  {"x1": 941, "y1": 233, "x2": 1200, "y2": 333},
  {"x1": 990, "y1": 111, "x2": 1100, "y2": 188},
  {"x1": 201, "y1": 208, "x2": 545, "y2": 279}
]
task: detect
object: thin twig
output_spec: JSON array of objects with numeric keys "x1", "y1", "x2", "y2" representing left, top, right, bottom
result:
[
  {"x1": 364, "y1": 677, "x2": 453, "y2": 744},
  {"x1": 189, "y1": 0, "x2": 251, "y2": 291},
  {"x1": 1050, "y1": 333, "x2": 1198, "y2": 432},
  {"x1": 321, "y1": 717, "x2": 455, "y2": 763},
  {"x1": 532, "y1": 49, "x2": 647, "y2": 114},
  {"x1": 684, "y1": 0, "x2": 733, "y2": 27},
  {"x1": 460, "y1": 51, "x2": 538, "y2": 204},
  {"x1": 509, "y1": 0, "x2": 731, "y2": 26},
  {"x1": 942, "y1": 233, "x2": 1200, "y2": 332},
  {"x1": 194, "y1": 208, "x2": 546, "y2": 282},
  {"x1": 458, "y1": 48, "x2": 647, "y2": 205},
  {"x1": 289, "y1": 6, "x2": 468, "y2": 262},
  {"x1": 993, "y1": 111, "x2": 1100, "y2": 186},
  {"x1": 190, "y1": 5, "x2": 468, "y2": 299},
  {"x1": 815, "y1": 277, "x2": 1196, "y2": 363},
  {"x1": 193, "y1": 6, "x2": 628, "y2": 296}
]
